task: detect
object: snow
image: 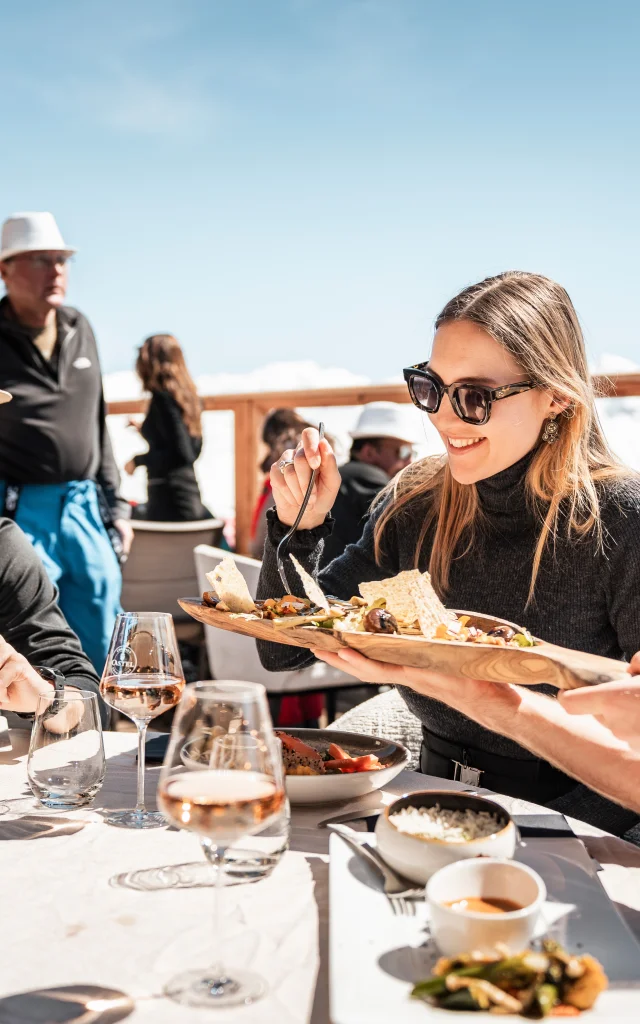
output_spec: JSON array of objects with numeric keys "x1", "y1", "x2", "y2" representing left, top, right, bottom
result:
[{"x1": 105, "y1": 357, "x2": 640, "y2": 521}]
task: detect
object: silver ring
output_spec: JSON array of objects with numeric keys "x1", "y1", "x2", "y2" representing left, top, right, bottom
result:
[{"x1": 278, "y1": 458, "x2": 295, "y2": 473}]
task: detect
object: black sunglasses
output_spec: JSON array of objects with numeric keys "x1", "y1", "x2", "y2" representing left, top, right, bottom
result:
[{"x1": 403, "y1": 362, "x2": 536, "y2": 426}]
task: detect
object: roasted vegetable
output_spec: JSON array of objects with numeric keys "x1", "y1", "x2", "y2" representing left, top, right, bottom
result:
[
  {"x1": 411, "y1": 943, "x2": 607, "y2": 1017},
  {"x1": 364, "y1": 607, "x2": 399, "y2": 634},
  {"x1": 562, "y1": 955, "x2": 608, "y2": 1010},
  {"x1": 486, "y1": 625, "x2": 516, "y2": 641}
]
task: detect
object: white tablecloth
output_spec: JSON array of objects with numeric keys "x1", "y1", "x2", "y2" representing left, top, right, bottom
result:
[{"x1": 2, "y1": 727, "x2": 640, "y2": 1024}]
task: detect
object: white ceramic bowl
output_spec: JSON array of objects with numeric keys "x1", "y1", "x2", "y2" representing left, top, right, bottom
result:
[
  {"x1": 281, "y1": 728, "x2": 409, "y2": 806},
  {"x1": 426, "y1": 857, "x2": 547, "y2": 956},
  {"x1": 375, "y1": 790, "x2": 517, "y2": 884}
]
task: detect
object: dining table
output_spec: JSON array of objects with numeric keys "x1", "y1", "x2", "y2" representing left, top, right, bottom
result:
[{"x1": 2, "y1": 722, "x2": 640, "y2": 1023}]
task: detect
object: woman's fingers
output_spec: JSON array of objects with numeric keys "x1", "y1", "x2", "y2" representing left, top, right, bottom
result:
[
  {"x1": 312, "y1": 647, "x2": 407, "y2": 685},
  {"x1": 628, "y1": 651, "x2": 640, "y2": 676},
  {"x1": 300, "y1": 427, "x2": 322, "y2": 470},
  {"x1": 292, "y1": 441, "x2": 313, "y2": 497},
  {"x1": 270, "y1": 427, "x2": 340, "y2": 529}
]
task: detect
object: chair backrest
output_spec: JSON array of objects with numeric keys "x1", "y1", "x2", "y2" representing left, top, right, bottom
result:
[
  {"x1": 193, "y1": 544, "x2": 355, "y2": 693},
  {"x1": 121, "y1": 519, "x2": 224, "y2": 620},
  {"x1": 193, "y1": 544, "x2": 275, "y2": 685}
]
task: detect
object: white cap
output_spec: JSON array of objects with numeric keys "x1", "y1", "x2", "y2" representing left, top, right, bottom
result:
[
  {"x1": 349, "y1": 402, "x2": 421, "y2": 444},
  {"x1": 0, "y1": 212, "x2": 76, "y2": 262},
  {"x1": 0, "y1": 390, "x2": 12, "y2": 405}
]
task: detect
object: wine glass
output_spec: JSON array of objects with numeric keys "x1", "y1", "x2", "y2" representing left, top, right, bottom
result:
[
  {"x1": 158, "y1": 680, "x2": 283, "y2": 1009},
  {"x1": 100, "y1": 612, "x2": 184, "y2": 829}
]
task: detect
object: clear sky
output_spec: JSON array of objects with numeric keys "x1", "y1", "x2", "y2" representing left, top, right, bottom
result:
[{"x1": 1, "y1": 0, "x2": 638, "y2": 377}]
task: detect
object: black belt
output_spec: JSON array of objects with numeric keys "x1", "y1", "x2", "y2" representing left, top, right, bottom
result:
[{"x1": 420, "y1": 727, "x2": 575, "y2": 804}]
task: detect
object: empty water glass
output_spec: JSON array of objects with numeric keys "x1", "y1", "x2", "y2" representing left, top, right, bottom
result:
[{"x1": 27, "y1": 691, "x2": 105, "y2": 810}]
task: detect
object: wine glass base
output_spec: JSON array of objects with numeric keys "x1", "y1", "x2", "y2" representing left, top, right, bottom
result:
[
  {"x1": 164, "y1": 967, "x2": 267, "y2": 1008},
  {"x1": 105, "y1": 809, "x2": 167, "y2": 830}
]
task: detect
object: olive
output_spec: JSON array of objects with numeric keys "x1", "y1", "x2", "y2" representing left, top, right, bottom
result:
[
  {"x1": 364, "y1": 608, "x2": 399, "y2": 634},
  {"x1": 203, "y1": 591, "x2": 220, "y2": 607},
  {"x1": 486, "y1": 625, "x2": 516, "y2": 641}
]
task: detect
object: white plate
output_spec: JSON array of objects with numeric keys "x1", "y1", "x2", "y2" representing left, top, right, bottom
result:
[
  {"x1": 281, "y1": 728, "x2": 409, "y2": 806},
  {"x1": 329, "y1": 833, "x2": 639, "y2": 1023}
]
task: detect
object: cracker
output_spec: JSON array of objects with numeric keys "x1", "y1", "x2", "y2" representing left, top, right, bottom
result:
[
  {"x1": 290, "y1": 555, "x2": 330, "y2": 612},
  {"x1": 409, "y1": 574, "x2": 454, "y2": 638},
  {"x1": 205, "y1": 558, "x2": 256, "y2": 614},
  {"x1": 359, "y1": 569, "x2": 425, "y2": 624}
]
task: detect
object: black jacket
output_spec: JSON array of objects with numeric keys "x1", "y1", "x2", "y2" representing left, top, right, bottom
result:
[
  {"x1": 321, "y1": 459, "x2": 389, "y2": 562},
  {"x1": 132, "y1": 391, "x2": 209, "y2": 522},
  {"x1": 133, "y1": 391, "x2": 202, "y2": 476},
  {"x1": 0, "y1": 517, "x2": 106, "y2": 727},
  {"x1": 257, "y1": 457, "x2": 640, "y2": 836},
  {"x1": 0, "y1": 298, "x2": 128, "y2": 520}
]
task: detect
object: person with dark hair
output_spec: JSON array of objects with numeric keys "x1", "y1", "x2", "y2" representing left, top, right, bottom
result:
[
  {"x1": 0, "y1": 212, "x2": 131, "y2": 673},
  {"x1": 321, "y1": 403, "x2": 418, "y2": 563},
  {"x1": 125, "y1": 334, "x2": 212, "y2": 522}
]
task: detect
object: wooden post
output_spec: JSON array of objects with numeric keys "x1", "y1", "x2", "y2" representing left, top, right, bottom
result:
[{"x1": 233, "y1": 399, "x2": 264, "y2": 555}]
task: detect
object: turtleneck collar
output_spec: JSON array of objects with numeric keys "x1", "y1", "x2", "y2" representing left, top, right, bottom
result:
[{"x1": 475, "y1": 448, "x2": 538, "y2": 521}]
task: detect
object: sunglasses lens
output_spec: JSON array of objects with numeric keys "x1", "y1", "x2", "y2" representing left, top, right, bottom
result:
[
  {"x1": 457, "y1": 386, "x2": 488, "y2": 423},
  {"x1": 411, "y1": 375, "x2": 440, "y2": 412}
]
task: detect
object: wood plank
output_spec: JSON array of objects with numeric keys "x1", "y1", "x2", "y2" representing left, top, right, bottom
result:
[
  {"x1": 106, "y1": 373, "x2": 640, "y2": 416},
  {"x1": 233, "y1": 400, "x2": 264, "y2": 555},
  {"x1": 179, "y1": 599, "x2": 628, "y2": 691}
]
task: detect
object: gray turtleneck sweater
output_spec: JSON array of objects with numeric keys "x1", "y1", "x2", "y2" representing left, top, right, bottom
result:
[{"x1": 257, "y1": 453, "x2": 640, "y2": 835}]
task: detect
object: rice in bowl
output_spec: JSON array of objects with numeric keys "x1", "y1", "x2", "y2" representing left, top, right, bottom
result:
[{"x1": 389, "y1": 803, "x2": 502, "y2": 843}]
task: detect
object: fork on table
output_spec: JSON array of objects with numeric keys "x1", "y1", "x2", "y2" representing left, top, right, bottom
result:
[{"x1": 328, "y1": 822, "x2": 423, "y2": 916}]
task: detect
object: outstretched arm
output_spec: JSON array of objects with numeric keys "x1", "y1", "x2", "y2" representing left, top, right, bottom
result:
[{"x1": 312, "y1": 645, "x2": 640, "y2": 813}]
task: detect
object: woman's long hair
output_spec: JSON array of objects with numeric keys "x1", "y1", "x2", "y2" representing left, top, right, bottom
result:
[
  {"x1": 374, "y1": 271, "x2": 628, "y2": 603},
  {"x1": 136, "y1": 334, "x2": 202, "y2": 438}
]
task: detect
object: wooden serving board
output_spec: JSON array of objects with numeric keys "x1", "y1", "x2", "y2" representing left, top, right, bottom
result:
[{"x1": 179, "y1": 598, "x2": 628, "y2": 691}]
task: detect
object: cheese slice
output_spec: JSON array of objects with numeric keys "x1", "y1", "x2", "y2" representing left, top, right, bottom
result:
[{"x1": 290, "y1": 555, "x2": 330, "y2": 612}]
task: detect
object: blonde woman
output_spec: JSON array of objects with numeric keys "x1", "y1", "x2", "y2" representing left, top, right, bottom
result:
[{"x1": 258, "y1": 272, "x2": 640, "y2": 833}]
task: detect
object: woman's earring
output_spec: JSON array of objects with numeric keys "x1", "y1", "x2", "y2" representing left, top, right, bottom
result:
[{"x1": 542, "y1": 415, "x2": 559, "y2": 444}]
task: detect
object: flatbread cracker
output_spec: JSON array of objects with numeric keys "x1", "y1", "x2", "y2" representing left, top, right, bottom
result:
[
  {"x1": 206, "y1": 558, "x2": 256, "y2": 614},
  {"x1": 290, "y1": 555, "x2": 330, "y2": 612},
  {"x1": 409, "y1": 574, "x2": 454, "y2": 638},
  {"x1": 358, "y1": 569, "x2": 425, "y2": 624}
]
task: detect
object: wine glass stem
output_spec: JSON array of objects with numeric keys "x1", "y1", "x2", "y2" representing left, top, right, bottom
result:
[
  {"x1": 135, "y1": 720, "x2": 148, "y2": 815},
  {"x1": 210, "y1": 846, "x2": 227, "y2": 982}
]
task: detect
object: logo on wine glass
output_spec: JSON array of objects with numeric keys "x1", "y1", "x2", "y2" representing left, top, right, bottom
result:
[{"x1": 112, "y1": 644, "x2": 137, "y2": 673}]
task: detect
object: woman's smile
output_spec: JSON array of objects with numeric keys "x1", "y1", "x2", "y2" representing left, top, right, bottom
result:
[{"x1": 445, "y1": 435, "x2": 486, "y2": 454}]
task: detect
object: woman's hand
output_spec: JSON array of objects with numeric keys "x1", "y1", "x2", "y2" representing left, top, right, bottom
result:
[
  {"x1": 311, "y1": 646, "x2": 521, "y2": 730},
  {"x1": 558, "y1": 652, "x2": 640, "y2": 749},
  {"x1": 124, "y1": 458, "x2": 137, "y2": 476},
  {"x1": 270, "y1": 427, "x2": 341, "y2": 530}
]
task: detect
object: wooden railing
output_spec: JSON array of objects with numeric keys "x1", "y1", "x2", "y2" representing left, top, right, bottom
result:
[{"x1": 107, "y1": 373, "x2": 640, "y2": 554}]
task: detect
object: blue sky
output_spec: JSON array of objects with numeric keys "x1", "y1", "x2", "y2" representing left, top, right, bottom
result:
[{"x1": 1, "y1": 0, "x2": 638, "y2": 377}]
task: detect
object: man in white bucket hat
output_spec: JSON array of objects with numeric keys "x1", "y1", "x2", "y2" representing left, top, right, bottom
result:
[
  {"x1": 0, "y1": 212, "x2": 132, "y2": 673},
  {"x1": 322, "y1": 401, "x2": 420, "y2": 562}
]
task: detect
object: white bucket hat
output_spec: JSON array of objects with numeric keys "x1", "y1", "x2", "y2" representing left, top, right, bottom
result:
[
  {"x1": 0, "y1": 212, "x2": 76, "y2": 263},
  {"x1": 0, "y1": 390, "x2": 12, "y2": 405},
  {"x1": 349, "y1": 402, "x2": 421, "y2": 444}
]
